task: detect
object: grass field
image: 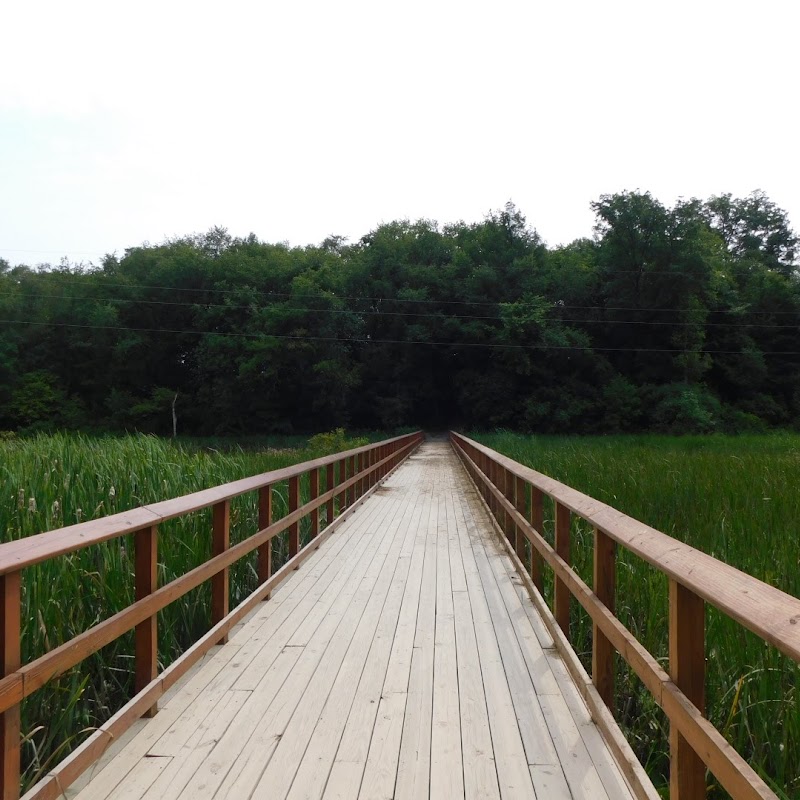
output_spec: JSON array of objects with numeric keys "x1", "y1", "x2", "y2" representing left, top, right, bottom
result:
[
  {"x1": 473, "y1": 431, "x2": 800, "y2": 799},
  {"x1": 0, "y1": 430, "x2": 373, "y2": 790},
  {"x1": 3, "y1": 430, "x2": 799, "y2": 796}
]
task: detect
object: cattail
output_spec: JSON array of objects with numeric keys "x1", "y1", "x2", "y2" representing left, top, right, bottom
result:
[
  {"x1": 52, "y1": 500, "x2": 60, "y2": 517},
  {"x1": 28, "y1": 497, "x2": 37, "y2": 513},
  {"x1": 109, "y1": 485, "x2": 116, "y2": 500},
  {"x1": 75, "y1": 508, "x2": 83, "y2": 522},
  {"x1": 17, "y1": 488, "x2": 24, "y2": 509}
]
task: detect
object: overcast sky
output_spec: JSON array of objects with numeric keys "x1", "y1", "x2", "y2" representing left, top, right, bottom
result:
[{"x1": 1, "y1": 0, "x2": 797, "y2": 267}]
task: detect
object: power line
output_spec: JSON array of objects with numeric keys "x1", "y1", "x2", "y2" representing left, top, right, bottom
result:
[
  {"x1": 1, "y1": 290, "x2": 799, "y2": 329},
  {"x1": 1, "y1": 318, "x2": 798, "y2": 356},
  {"x1": 3, "y1": 280, "x2": 800, "y2": 320}
]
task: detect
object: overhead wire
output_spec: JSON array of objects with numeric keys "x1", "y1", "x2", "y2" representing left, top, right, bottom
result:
[
  {"x1": 0, "y1": 318, "x2": 798, "y2": 356},
  {"x1": 0, "y1": 290, "x2": 800, "y2": 329},
  {"x1": 0, "y1": 290, "x2": 798, "y2": 329}
]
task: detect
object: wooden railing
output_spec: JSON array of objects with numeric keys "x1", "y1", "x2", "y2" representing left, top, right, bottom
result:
[
  {"x1": 450, "y1": 432, "x2": 800, "y2": 800},
  {"x1": 0, "y1": 431, "x2": 423, "y2": 800}
]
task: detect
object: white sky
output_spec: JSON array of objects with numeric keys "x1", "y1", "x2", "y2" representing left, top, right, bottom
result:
[{"x1": 1, "y1": 0, "x2": 798, "y2": 266}]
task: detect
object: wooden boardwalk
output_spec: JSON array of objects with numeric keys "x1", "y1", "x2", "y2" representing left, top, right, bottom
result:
[{"x1": 69, "y1": 442, "x2": 639, "y2": 800}]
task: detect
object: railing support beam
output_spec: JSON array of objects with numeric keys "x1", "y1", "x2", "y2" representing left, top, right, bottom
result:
[
  {"x1": 289, "y1": 476, "x2": 300, "y2": 562},
  {"x1": 0, "y1": 572, "x2": 20, "y2": 800},
  {"x1": 669, "y1": 579, "x2": 706, "y2": 800},
  {"x1": 593, "y1": 528, "x2": 616, "y2": 710},
  {"x1": 258, "y1": 485, "x2": 272, "y2": 600},
  {"x1": 135, "y1": 525, "x2": 158, "y2": 716},
  {"x1": 554, "y1": 501, "x2": 571, "y2": 637},
  {"x1": 212, "y1": 500, "x2": 230, "y2": 642}
]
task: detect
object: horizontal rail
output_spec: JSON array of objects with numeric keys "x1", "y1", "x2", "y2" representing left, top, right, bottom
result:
[
  {"x1": 0, "y1": 431, "x2": 418, "y2": 577},
  {"x1": 0, "y1": 431, "x2": 423, "y2": 798},
  {"x1": 450, "y1": 431, "x2": 791, "y2": 800},
  {"x1": 452, "y1": 433, "x2": 800, "y2": 662}
]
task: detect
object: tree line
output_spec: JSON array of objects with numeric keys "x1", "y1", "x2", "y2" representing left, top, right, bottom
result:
[{"x1": 0, "y1": 190, "x2": 797, "y2": 435}]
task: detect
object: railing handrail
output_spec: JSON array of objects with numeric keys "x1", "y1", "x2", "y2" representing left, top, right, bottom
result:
[
  {"x1": 0, "y1": 432, "x2": 420, "y2": 576},
  {"x1": 452, "y1": 432, "x2": 800, "y2": 663},
  {"x1": 1, "y1": 431, "x2": 424, "y2": 799},
  {"x1": 450, "y1": 431, "x2": 793, "y2": 800}
]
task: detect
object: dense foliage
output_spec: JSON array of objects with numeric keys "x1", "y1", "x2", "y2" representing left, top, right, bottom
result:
[{"x1": 1, "y1": 190, "x2": 797, "y2": 435}]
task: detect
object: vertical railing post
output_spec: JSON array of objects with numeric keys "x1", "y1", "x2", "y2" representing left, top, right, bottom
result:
[
  {"x1": 554, "y1": 501, "x2": 571, "y2": 637},
  {"x1": 258, "y1": 485, "x2": 272, "y2": 600},
  {"x1": 0, "y1": 571, "x2": 20, "y2": 800},
  {"x1": 288, "y1": 475, "x2": 300, "y2": 561},
  {"x1": 488, "y1": 460, "x2": 497, "y2": 517},
  {"x1": 503, "y1": 468, "x2": 514, "y2": 540},
  {"x1": 529, "y1": 487, "x2": 544, "y2": 593},
  {"x1": 344, "y1": 457, "x2": 352, "y2": 508},
  {"x1": 326, "y1": 463, "x2": 335, "y2": 524},
  {"x1": 669, "y1": 580, "x2": 706, "y2": 799},
  {"x1": 212, "y1": 500, "x2": 230, "y2": 642},
  {"x1": 358, "y1": 453, "x2": 365, "y2": 498},
  {"x1": 593, "y1": 528, "x2": 616, "y2": 710},
  {"x1": 135, "y1": 525, "x2": 158, "y2": 716},
  {"x1": 514, "y1": 476, "x2": 526, "y2": 563},
  {"x1": 310, "y1": 468, "x2": 320, "y2": 542},
  {"x1": 338, "y1": 458, "x2": 347, "y2": 511}
]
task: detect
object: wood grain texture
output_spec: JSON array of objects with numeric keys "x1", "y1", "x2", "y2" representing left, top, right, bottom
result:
[
  {"x1": 1, "y1": 572, "x2": 20, "y2": 800},
  {"x1": 212, "y1": 501, "x2": 231, "y2": 641},
  {"x1": 452, "y1": 434, "x2": 779, "y2": 800},
  {"x1": 0, "y1": 433, "x2": 422, "y2": 577},
  {"x1": 593, "y1": 528, "x2": 616, "y2": 711},
  {"x1": 451, "y1": 432, "x2": 800, "y2": 664},
  {"x1": 135, "y1": 526, "x2": 158, "y2": 716},
  {"x1": 554, "y1": 501, "x2": 571, "y2": 638},
  {"x1": 669, "y1": 580, "x2": 706, "y2": 800}
]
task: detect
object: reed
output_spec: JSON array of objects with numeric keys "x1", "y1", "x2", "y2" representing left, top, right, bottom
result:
[
  {"x1": 474, "y1": 431, "x2": 800, "y2": 799},
  {"x1": 0, "y1": 431, "x2": 364, "y2": 790}
]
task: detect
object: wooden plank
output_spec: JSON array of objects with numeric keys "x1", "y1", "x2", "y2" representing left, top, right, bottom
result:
[
  {"x1": 669, "y1": 580, "x2": 706, "y2": 800},
  {"x1": 181, "y1": 487, "x2": 408, "y2": 800},
  {"x1": 451, "y1": 477, "x2": 536, "y2": 800},
  {"x1": 593, "y1": 527, "x2": 616, "y2": 710},
  {"x1": 451, "y1": 433, "x2": 800, "y2": 665},
  {"x1": 538, "y1": 692, "x2": 611, "y2": 799},
  {"x1": 34, "y1": 478, "x2": 390, "y2": 800},
  {"x1": 294, "y1": 474, "x2": 427, "y2": 800},
  {"x1": 460, "y1": 491, "x2": 560, "y2": 770},
  {"x1": 429, "y1": 468, "x2": 463, "y2": 800},
  {"x1": 254, "y1": 481, "x2": 420, "y2": 800},
  {"x1": 69, "y1": 644, "x2": 244, "y2": 800},
  {"x1": 445, "y1": 474, "x2": 501, "y2": 800},
  {"x1": 139, "y1": 690, "x2": 250, "y2": 800},
  {"x1": 1, "y1": 571, "x2": 20, "y2": 800},
  {"x1": 233, "y1": 491, "x2": 399, "y2": 691},
  {"x1": 354, "y1": 472, "x2": 433, "y2": 800},
  {"x1": 465, "y1": 459, "x2": 661, "y2": 800},
  {"x1": 393, "y1": 493, "x2": 438, "y2": 800},
  {"x1": 134, "y1": 526, "x2": 158, "y2": 716}
]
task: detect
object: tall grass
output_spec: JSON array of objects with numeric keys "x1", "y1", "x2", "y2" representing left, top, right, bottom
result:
[
  {"x1": 474, "y1": 431, "x2": 800, "y2": 799},
  {"x1": 0, "y1": 431, "x2": 366, "y2": 790}
]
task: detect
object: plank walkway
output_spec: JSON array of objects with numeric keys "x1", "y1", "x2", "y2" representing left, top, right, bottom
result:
[{"x1": 69, "y1": 442, "x2": 638, "y2": 800}]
